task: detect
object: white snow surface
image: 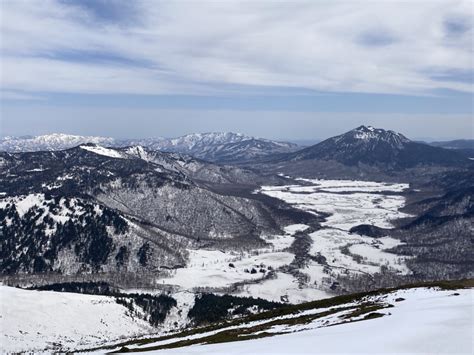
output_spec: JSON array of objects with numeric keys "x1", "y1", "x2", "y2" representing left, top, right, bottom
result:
[
  {"x1": 160, "y1": 248, "x2": 295, "y2": 290},
  {"x1": 238, "y1": 272, "x2": 330, "y2": 303},
  {"x1": 0, "y1": 286, "x2": 155, "y2": 353},
  {"x1": 295, "y1": 178, "x2": 409, "y2": 192},
  {"x1": 80, "y1": 145, "x2": 124, "y2": 158},
  {"x1": 134, "y1": 287, "x2": 473, "y2": 355},
  {"x1": 261, "y1": 179, "x2": 410, "y2": 230},
  {"x1": 160, "y1": 179, "x2": 412, "y2": 303},
  {"x1": 259, "y1": 179, "x2": 412, "y2": 279}
]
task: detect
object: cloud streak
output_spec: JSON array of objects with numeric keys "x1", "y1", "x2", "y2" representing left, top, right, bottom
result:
[{"x1": 1, "y1": 0, "x2": 472, "y2": 97}]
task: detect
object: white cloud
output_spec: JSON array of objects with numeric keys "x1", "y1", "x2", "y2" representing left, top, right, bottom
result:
[{"x1": 0, "y1": 0, "x2": 472, "y2": 96}]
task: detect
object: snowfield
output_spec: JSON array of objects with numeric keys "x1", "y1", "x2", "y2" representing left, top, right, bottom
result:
[
  {"x1": 159, "y1": 231, "x2": 297, "y2": 291},
  {"x1": 261, "y1": 179, "x2": 410, "y2": 229},
  {"x1": 0, "y1": 286, "x2": 155, "y2": 353},
  {"x1": 158, "y1": 178, "x2": 412, "y2": 303},
  {"x1": 80, "y1": 144, "x2": 124, "y2": 158},
  {"x1": 295, "y1": 178, "x2": 410, "y2": 192},
  {"x1": 259, "y1": 178, "x2": 412, "y2": 280},
  {"x1": 115, "y1": 287, "x2": 473, "y2": 355},
  {"x1": 160, "y1": 249, "x2": 294, "y2": 289},
  {"x1": 238, "y1": 272, "x2": 330, "y2": 303}
]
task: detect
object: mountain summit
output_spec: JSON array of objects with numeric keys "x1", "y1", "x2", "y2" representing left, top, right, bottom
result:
[
  {"x1": 340, "y1": 125, "x2": 410, "y2": 149},
  {"x1": 283, "y1": 125, "x2": 469, "y2": 168}
]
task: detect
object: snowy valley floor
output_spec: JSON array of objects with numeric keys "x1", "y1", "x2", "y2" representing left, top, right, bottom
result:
[{"x1": 159, "y1": 178, "x2": 413, "y2": 304}]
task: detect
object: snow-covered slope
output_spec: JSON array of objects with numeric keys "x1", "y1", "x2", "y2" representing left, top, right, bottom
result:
[
  {"x1": 0, "y1": 286, "x2": 155, "y2": 353},
  {"x1": 2, "y1": 283, "x2": 471, "y2": 353},
  {"x1": 102, "y1": 285, "x2": 473, "y2": 354}
]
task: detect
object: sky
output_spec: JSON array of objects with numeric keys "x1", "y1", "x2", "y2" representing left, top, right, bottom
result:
[{"x1": 0, "y1": 0, "x2": 473, "y2": 141}]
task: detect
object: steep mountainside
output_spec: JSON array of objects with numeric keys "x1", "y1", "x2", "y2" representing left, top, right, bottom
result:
[
  {"x1": 391, "y1": 182, "x2": 474, "y2": 279},
  {"x1": 0, "y1": 145, "x2": 286, "y2": 276}
]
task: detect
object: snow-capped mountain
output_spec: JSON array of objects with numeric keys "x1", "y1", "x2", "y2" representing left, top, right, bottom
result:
[
  {"x1": 155, "y1": 132, "x2": 251, "y2": 152},
  {"x1": 150, "y1": 132, "x2": 298, "y2": 163},
  {"x1": 0, "y1": 133, "x2": 118, "y2": 152},
  {"x1": 0, "y1": 132, "x2": 298, "y2": 163},
  {"x1": 280, "y1": 125, "x2": 469, "y2": 168}
]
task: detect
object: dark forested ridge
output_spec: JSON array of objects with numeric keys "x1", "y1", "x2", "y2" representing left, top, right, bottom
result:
[{"x1": 0, "y1": 145, "x2": 293, "y2": 278}]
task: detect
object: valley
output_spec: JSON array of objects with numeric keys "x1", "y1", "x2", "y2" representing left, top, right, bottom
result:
[
  {"x1": 158, "y1": 178, "x2": 413, "y2": 303},
  {"x1": 0, "y1": 126, "x2": 472, "y2": 353}
]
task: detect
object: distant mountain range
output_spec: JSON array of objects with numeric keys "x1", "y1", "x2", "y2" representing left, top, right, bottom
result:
[
  {"x1": 428, "y1": 139, "x2": 474, "y2": 150},
  {"x1": 427, "y1": 139, "x2": 474, "y2": 159},
  {"x1": 0, "y1": 133, "x2": 118, "y2": 152},
  {"x1": 0, "y1": 132, "x2": 299, "y2": 163},
  {"x1": 2, "y1": 129, "x2": 471, "y2": 167}
]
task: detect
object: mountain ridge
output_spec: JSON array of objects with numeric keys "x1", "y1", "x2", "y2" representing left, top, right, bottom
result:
[{"x1": 0, "y1": 132, "x2": 298, "y2": 163}]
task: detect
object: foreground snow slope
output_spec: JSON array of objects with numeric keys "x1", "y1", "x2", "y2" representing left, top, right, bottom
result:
[
  {"x1": 0, "y1": 286, "x2": 155, "y2": 353},
  {"x1": 131, "y1": 287, "x2": 473, "y2": 355}
]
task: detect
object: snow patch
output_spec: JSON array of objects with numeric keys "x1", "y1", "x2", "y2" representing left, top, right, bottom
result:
[{"x1": 80, "y1": 145, "x2": 124, "y2": 158}]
